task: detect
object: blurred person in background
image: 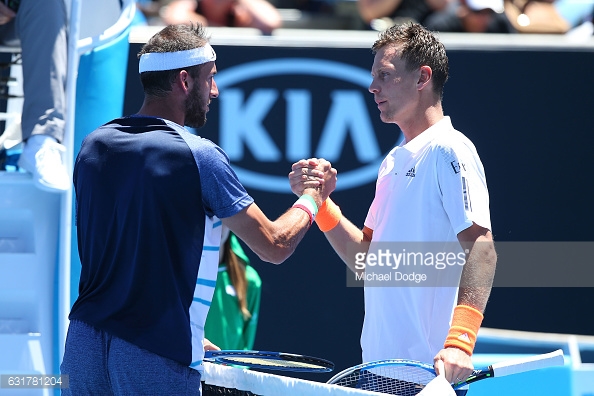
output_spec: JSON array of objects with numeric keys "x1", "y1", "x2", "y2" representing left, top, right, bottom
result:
[
  {"x1": 504, "y1": 0, "x2": 570, "y2": 33},
  {"x1": 0, "y1": 0, "x2": 69, "y2": 192},
  {"x1": 137, "y1": 0, "x2": 165, "y2": 24},
  {"x1": 555, "y1": 0, "x2": 594, "y2": 33},
  {"x1": 424, "y1": 0, "x2": 516, "y2": 33},
  {"x1": 160, "y1": 0, "x2": 282, "y2": 34},
  {"x1": 205, "y1": 226, "x2": 262, "y2": 350},
  {"x1": 357, "y1": 0, "x2": 451, "y2": 30}
]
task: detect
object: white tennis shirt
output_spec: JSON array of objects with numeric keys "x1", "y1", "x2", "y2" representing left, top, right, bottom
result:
[{"x1": 362, "y1": 116, "x2": 491, "y2": 364}]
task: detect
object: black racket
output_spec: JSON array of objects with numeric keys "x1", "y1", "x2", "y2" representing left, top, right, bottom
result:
[
  {"x1": 204, "y1": 350, "x2": 335, "y2": 372},
  {"x1": 327, "y1": 349, "x2": 564, "y2": 395}
]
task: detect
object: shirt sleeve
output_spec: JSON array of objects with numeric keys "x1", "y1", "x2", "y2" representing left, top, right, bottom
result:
[
  {"x1": 181, "y1": 131, "x2": 254, "y2": 219},
  {"x1": 436, "y1": 141, "x2": 492, "y2": 234}
]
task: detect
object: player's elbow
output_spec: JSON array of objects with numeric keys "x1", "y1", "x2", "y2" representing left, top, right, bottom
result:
[
  {"x1": 254, "y1": 244, "x2": 295, "y2": 264},
  {"x1": 255, "y1": 239, "x2": 295, "y2": 264}
]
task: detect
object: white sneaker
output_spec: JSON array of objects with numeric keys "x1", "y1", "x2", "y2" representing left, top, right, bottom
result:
[{"x1": 17, "y1": 135, "x2": 70, "y2": 193}]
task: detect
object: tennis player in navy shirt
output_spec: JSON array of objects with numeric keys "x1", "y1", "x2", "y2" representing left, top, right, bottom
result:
[{"x1": 61, "y1": 23, "x2": 336, "y2": 395}]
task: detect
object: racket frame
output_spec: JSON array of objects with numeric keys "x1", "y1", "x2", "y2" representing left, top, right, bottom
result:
[
  {"x1": 329, "y1": 349, "x2": 565, "y2": 393},
  {"x1": 204, "y1": 350, "x2": 335, "y2": 372}
]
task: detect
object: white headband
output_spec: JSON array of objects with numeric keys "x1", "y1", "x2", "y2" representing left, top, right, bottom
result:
[{"x1": 139, "y1": 44, "x2": 217, "y2": 73}]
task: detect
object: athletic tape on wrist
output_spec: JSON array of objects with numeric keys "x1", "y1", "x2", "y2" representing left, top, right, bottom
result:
[
  {"x1": 299, "y1": 194, "x2": 319, "y2": 216},
  {"x1": 444, "y1": 305, "x2": 484, "y2": 355},
  {"x1": 292, "y1": 195, "x2": 318, "y2": 226},
  {"x1": 315, "y1": 198, "x2": 342, "y2": 232}
]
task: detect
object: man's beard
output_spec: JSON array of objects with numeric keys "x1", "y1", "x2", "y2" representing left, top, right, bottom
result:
[{"x1": 184, "y1": 86, "x2": 207, "y2": 129}]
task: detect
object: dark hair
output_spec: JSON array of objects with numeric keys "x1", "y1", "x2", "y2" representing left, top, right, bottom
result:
[
  {"x1": 137, "y1": 23, "x2": 211, "y2": 97},
  {"x1": 372, "y1": 23, "x2": 449, "y2": 99}
]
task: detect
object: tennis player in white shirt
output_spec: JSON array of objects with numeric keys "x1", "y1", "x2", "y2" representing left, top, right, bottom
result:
[{"x1": 290, "y1": 22, "x2": 497, "y2": 395}]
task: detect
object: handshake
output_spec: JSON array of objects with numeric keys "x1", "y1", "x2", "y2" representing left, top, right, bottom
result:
[{"x1": 288, "y1": 158, "x2": 337, "y2": 208}]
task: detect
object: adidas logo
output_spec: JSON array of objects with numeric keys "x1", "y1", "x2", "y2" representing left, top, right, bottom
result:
[
  {"x1": 458, "y1": 333, "x2": 471, "y2": 343},
  {"x1": 405, "y1": 167, "x2": 416, "y2": 177}
]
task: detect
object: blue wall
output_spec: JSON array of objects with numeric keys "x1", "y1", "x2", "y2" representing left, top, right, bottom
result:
[{"x1": 70, "y1": 28, "x2": 131, "y2": 304}]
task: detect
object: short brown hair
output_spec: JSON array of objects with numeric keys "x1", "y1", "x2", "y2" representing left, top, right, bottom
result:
[{"x1": 372, "y1": 23, "x2": 449, "y2": 99}]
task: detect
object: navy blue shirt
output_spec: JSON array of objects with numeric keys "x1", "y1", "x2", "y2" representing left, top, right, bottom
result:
[{"x1": 71, "y1": 116, "x2": 253, "y2": 365}]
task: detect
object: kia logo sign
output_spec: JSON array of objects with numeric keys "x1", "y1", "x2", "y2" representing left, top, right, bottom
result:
[{"x1": 213, "y1": 58, "x2": 401, "y2": 193}]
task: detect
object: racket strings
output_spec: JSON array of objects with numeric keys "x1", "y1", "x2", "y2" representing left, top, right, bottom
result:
[{"x1": 333, "y1": 366, "x2": 436, "y2": 396}]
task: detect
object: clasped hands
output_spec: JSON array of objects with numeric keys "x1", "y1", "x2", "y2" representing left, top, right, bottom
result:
[{"x1": 288, "y1": 158, "x2": 337, "y2": 207}]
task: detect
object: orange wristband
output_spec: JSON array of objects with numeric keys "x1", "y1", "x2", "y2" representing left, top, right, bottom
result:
[
  {"x1": 444, "y1": 305, "x2": 484, "y2": 356},
  {"x1": 315, "y1": 198, "x2": 342, "y2": 232}
]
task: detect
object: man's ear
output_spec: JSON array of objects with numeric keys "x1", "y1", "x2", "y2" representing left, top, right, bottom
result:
[
  {"x1": 418, "y1": 65, "x2": 432, "y2": 90},
  {"x1": 179, "y1": 70, "x2": 190, "y2": 90}
]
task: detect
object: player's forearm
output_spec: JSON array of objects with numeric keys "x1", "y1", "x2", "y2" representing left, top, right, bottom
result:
[
  {"x1": 457, "y1": 234, "x2": 497, "y2": 312},
  {"x1": 263, "y1": 205, "x2": 317, "y2": 264},
  {"x1": 223, "y1": 200, "x2": 315, "y2": 265},
  {"x1": 322, "y1": 217, "x2": 370, "y2": 274},
  {"x1": 443, "y1": 233, "x2": 495, "y2": 359}
]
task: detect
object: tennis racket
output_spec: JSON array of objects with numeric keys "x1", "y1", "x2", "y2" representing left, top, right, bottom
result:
[
  {"x1": 327, "y1": 349, "x2": 564, "y2": 395},
  {"x1": 204, "y1": 350, "x2": 335, "y2": 372}
]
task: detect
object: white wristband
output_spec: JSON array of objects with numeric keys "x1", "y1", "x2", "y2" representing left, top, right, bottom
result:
[{"x1": 292, "y1": 195, "x2": 318, "y2": 225}]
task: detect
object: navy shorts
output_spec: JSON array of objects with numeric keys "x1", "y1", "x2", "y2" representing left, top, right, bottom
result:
[{"x1": 60, "y1": 320, "x2": 201, "y2": 395}]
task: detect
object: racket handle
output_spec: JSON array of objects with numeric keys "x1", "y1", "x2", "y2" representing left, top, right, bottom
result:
[{"x1": 491, "y1": 349, "x2": 565, "y2": 377}]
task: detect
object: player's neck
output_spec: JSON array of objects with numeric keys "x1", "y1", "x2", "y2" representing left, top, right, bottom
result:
[
  {"x1": 399, "y1": 104, "x2": 444, "y2": 143},
  {"x1": 137, "y1": 96, "x2": 185, "y2": 127}
]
